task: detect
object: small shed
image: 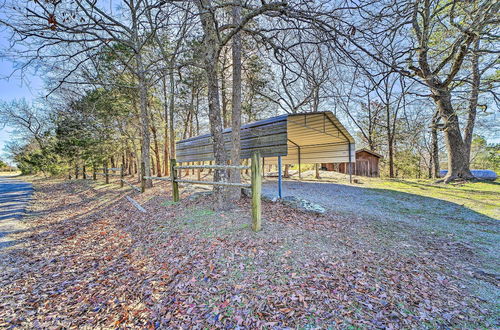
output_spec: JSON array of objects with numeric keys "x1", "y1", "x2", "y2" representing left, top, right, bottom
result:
[{"x1": 322, "y1": 148, "x2": 382, "y2": 177}]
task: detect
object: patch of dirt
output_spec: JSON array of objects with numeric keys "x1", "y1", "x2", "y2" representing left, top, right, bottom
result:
[{"x1": 0, "y1": 178, "x2": 495, "y2": 328}]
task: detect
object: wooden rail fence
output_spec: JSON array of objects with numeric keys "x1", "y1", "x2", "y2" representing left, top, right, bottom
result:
[
  {"x1": 71, "y1": 165, "x2": 140, "y2": 191},
  {"x1": 69, "y1": 152, "x2": 263, "y2": 231},
  {"x1": 146, "y1": 153, "x2": 263, "y2": 231}
]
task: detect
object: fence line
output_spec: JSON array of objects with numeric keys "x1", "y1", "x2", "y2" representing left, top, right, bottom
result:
[
  {"x1": 68, "y1": 153, "x2": 263, "y2": 231},
  {"x1": 174, "y1": 179, "x2": 251, "y2": 188},
  {"x1": 143, "y1": 176, "x2": 172, "y2": 181},
  {"x1": 175, "y1": 164, "x2": 250, "y2": 170},
  {"x1": 169, "y1": 153, "x2": 262, "y2": 231},
  {"x1": 70, "y1": 165, "x2": 141, "y2": 191}
]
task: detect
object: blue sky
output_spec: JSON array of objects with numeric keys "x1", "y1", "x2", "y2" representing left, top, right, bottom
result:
[{"x1": 0, "y1": 28, "x2": 44, "y2": 164}]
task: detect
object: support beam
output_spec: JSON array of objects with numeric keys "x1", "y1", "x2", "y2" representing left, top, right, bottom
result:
[
  {"x1": 278, "y1": 156, "x2": 282, "y2": 199},
  {"x1": 287, "y1": 138, "x2": 302, "y2": 180},
  {"x1": 348, "y1": 143, "x2": 352, "y2": 184}
]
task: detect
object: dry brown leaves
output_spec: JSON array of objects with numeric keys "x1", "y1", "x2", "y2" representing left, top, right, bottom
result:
[{"x1": 0, "y1": 179, "x2": 493, "y2": 328}]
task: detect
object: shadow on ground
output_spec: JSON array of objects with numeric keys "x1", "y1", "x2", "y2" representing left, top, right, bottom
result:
[
  {"x1": 0, "y1": 177, "x2": 32, "y2": 250},
  {"x1": 263, "y1": 179, "x2": 499, "y2": 270}
]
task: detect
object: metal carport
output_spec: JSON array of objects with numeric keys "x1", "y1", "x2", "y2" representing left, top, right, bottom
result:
[{"x1": 176, "y1": 111, "x2": 355, "y2": 196}]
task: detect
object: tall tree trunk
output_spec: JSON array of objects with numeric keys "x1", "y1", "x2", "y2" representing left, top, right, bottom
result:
[
  {"x1": 197, "y1": 0, "x2": 229, "y2": 210},
  {"x1": 221, "y1": 46, "x2": 230, "y2": 128},
  {"x1": 221, "y1": 63, "x2": 228, "y2": 129},
  {"x1": 169, "y1": 69, "x2": 176, "y2": 160},
  {"x1": 230, "y1": 0, "x2": 242, "y2": 200},
  {"x1": 151, "y1": 120, "x2": 162, "y2": 177},
  {"x1": 136, "y1": 143, "x2": 141, "y2": 181},
  {"x1": 386, "y1": 105, "x2": 394, "y2": 178},
  {"x1": 138, "y1": 77, "x2": 152, "y2": 188},
  {"x1": 163, "y1": 75, "x2": 170, "y2": 176},
  {"x1": 431, "y1": 112, "x2": 440, "y2": 179},
  {"x1": 388, "y1": 138, "x2": 394, "y2": 178},
  {"x1": 131, "y1": 2, "x2": 152, "y2": 188},
  {"x1": 463, "y1": 39, "x2": 480, "y2": 164},
  {"x1": 434, "y1": 90, "x2": 474, "y2": 182}
]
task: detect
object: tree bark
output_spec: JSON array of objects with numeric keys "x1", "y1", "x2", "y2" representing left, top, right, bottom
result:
[
  {"x1": 463, "y1": 39, "x2": 480, "y2": 164},
  {"x1": 434, "y1": 90, "x2": 474, "y2": 182},
  {"x1": 162, "y1": 75, "x2": 170, "y2": 176},
  {"x1": 230, "y1": 0, "x2": 242, "y2": 200},
  {"x1": 169, "y1": 69, "x2": 176, "y2": 160},
  {"x1": 196, "y1": 0, "x2": 229, "y2": 209},
  {"x1": 151, "y1": 119, "x2": 162, "y2": 177},
  {"x1": 221, "y1": 50, "x2": 229, "y2": 129},
  {"x1": 431, "y1": 111, "x2": 440, "y2": 179}
]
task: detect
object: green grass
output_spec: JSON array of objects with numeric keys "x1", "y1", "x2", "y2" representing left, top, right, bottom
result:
[
  {"x1": 161, "y1": 200, "x2": 178, "y2": 207},
  {"x1": 363, "y1": 178, "x2": 499, "y2": 219}
]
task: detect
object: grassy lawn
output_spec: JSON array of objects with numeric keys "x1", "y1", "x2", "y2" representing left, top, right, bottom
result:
[{"x1": 363, "y1": 178, "x2": 499, "y2": 219}]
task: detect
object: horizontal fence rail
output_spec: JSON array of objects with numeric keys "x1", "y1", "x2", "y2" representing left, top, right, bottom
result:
[
  {"x1": 175, "y1": 179, "x2": 251, "y2": 188},
  {"x1": 143, "y1": 176, "x2": 172, "y2": 181},
  {"x1": 175, "y1": 165, "x2": 250, "y2": 170}
]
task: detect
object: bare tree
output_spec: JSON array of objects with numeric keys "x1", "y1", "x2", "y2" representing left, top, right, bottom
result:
[
  {"x1": 0, "y1": 0, "x2": 173, "y2": 187},
  {"x1": 193, "y1": 0, "x2": 286, "y2": 209},
  {"x1": 230, "y1": 0, "x2": 243, "y2": 199}
]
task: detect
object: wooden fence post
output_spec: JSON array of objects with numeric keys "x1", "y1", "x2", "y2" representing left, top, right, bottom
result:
[
  {"x1": 141, "y1": 161, "x2": 146, "y2": 193},
  {"x1": 75, "y1": 163, "x2": 79, "y2": 179},
  {"x1": 83, "y1": 164, "x2": 87, "y2": 180},
  {"x1": 251, "y1": 152, "x2": 262, "y2": 232},
  {"x1": 171, "y1": 158, "x2": 179, "y2": 202},
  {"x1": 105, "y1": 161, "x2": 109, "y2": 184},
  {"x1": 120, "y1": 166, "x2": 124, "y2": 188},
  {"x1": 121, "y1": 154, "x2": 125, "y2": 187},
  {"x1": 93, "y1": 164, "x2": 96, "y2": 180}
]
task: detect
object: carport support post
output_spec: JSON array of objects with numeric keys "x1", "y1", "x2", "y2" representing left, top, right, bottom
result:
[
  {"x1": 348, "y1": 143, "x2": 352, "y2": 183},
  {"x1": 278, "y1": 156, "x2": 283, "y2": 199},
  {"x1": 298, "y1": 147, "x2": 302, "y2": 179}
]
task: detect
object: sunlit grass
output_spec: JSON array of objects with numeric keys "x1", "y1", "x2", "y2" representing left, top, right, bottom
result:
[{"x1": 364, "y1": 178, "x2": 499, "y2": 219}]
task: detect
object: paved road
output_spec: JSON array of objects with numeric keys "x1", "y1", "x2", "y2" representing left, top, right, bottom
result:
[{"x1": 0, "y1": 176, "x2": 32, "y2": 250}]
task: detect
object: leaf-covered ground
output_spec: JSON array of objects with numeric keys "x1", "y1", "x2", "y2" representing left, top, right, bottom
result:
[{"x1": 0, "y1": 178, "x2": 496, "y2": 328}]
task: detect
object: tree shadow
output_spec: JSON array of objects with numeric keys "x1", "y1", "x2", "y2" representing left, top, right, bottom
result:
[
  {"x1": 262, "y1": 179, "x2": 499, "y2": 260},
  {"x1": 0, "y1": 178, "x2": 32, "y2": 251}
]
